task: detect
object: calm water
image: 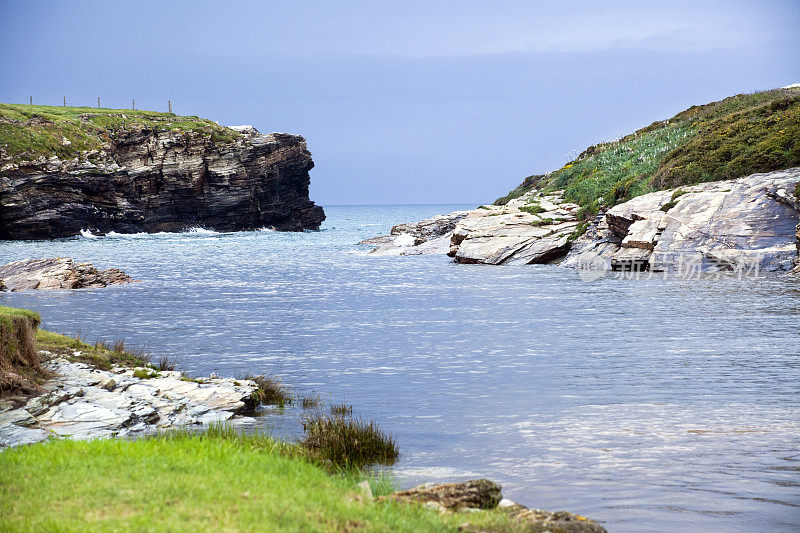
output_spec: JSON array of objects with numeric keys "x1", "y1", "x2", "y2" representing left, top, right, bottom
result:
[{"x1": 1, "y1": 205, "x2": 799, "y2": 532}]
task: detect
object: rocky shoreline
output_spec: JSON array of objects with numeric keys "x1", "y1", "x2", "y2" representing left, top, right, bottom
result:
[
  {"x1": 0, "y1": 257, "x2": 135, "y2": 291},
  {"x1": 0, "y1": 355, "x2": 261, "y2": 448},
  {"x1": 363, "y1": 168, "x2": 800, "y2": 274}
]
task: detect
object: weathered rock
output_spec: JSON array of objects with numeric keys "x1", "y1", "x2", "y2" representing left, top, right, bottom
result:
[
  {"x1": 0, "y1": 356, "x2": 262, "y2": 448},
  {"x1": 382, "y1": 479, "x2": 502, "y2": 511},
  {"x1": 364, "y1": 192, "x2": 581, "y2": 264},
  {"x1": 564, "y1": 168, "x2": 800, "y2": 273},
  {"x1": 498, "y1": 500, "x2": 608, "y2": 533},
  {"x1": 0, "y1": 127, "x2": 324, "y2": 239},
  {"x1": 381, "y1": 480, "x2": 606, "y2": 532},
  {"x1": 0, "y1": 257, "x2": 134, "y2": 290}
]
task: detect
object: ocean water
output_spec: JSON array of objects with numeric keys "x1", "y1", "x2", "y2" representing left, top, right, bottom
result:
[{"x1": 1, "y1": 204, "x2": 798, "y2": 532}]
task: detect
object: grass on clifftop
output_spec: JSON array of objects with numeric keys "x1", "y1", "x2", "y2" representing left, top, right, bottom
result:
[
  {"x1": 0, "y1": 103, "x2": 240, "y2": 160},
  {"x1": 0, "y1": 306, "x2": 49, "y2": 395},
  {"x1": 495, "y1": 87, "x2": 800, "y2": 218},
  {"x1": 0, "y1": 426, "x2": 524, "y2": 533}
]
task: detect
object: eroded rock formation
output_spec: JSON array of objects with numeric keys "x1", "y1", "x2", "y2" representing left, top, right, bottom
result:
[
  {"x1": 564, "y1": 168, "x2": 800, "y2": 273},
  {"x1": 0, "y1": 258, "x2": 134, "y2": 291},
  {"x1": 0, "y1": 125, "x2": 324, "y2": 239},
  {"x1": 0, "y1": 357, "x2": 260, "y2": 447},
  {"x1": 364, "y1": 168, "x2": 800, "y2": 274}
]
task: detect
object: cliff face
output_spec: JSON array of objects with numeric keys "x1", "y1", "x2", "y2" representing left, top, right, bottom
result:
[{"x1": 0, "y1": 116, "x2": 324, "y2": 239}]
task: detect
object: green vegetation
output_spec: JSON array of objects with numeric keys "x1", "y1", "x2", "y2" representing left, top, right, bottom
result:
[
  {"x1": 660, "y1": 189, "x2": 691, "y2": 212},
  {"x1": 0, "y1": 306, "x2": 48, "y2": 395},
  {"x1": 245, "y1": 373, "x2": 293, "y2": 407},
  {"x1": 0, "y1": 425, "x2": 524, "y2": 532},
  {"x1": 35, "y1": 329, "x2": 151, "y2": 370},
  {"x1": 519, "y1": 203, "x2": 546, "y2": 215},
  {"x1": 0, "y1": 103, "x2": 240, "y2": 160},
  {"x1": 302, "y1": 413, "x2": 400, "y2": 467},
  {"x1": 495, "y1": 87, "x2": 800, "y2": 218},
  {"x1": 132, "y1": 368, "x2": 160, "y2": 379}
]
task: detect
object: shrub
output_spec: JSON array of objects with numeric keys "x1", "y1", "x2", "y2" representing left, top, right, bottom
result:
[
  {"x1": 245, "y1": 374, "x2": 292, "y2": 407},
  {"x1": 301, "y1": 414, "x2": 399, "y2": 467}
]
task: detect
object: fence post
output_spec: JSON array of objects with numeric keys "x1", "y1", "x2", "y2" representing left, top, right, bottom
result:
[
  {"x1": 168, "y1": 100, "x2": 172, "y2": 114},
  {"x1": 97, "y1": 97, "x2": 100, "y2": 109},
  {"x1": 29, "y1": 96, "x2": 32, "y2": 105},
  {"x1": 132, "y1": 98, "x2": 135, "y2": 110},
  {"x1": 63, "y1": 96, "x2": 66, "y2": 107}
]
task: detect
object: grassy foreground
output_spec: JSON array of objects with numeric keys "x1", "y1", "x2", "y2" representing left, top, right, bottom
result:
[
  {"x1": 495, "y1": 87, "x2": 800, "y2": 218},
  {"x1": 0, "y1": 427, "x2": 522, "y2": 533},
  {"x1": 0, "y1": 103, "x2": 240, "y2": 160}
]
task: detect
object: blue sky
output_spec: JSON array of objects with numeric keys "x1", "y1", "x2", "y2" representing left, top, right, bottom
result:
[{"x1": 1, "y1": 1, "x2": 798, "y2": 204}]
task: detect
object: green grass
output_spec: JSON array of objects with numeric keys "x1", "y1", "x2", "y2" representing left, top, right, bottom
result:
[
  {"x1": 0, "y1": 306, "x2": 47, "y2": 394},
  {"x1": 35, "y1": 329, "x2": 152, "y2": 370},
  {"x1": 302, "y1": 414, "x2": 399, "y2": 468},
  {"x1": 0, "y1": 426, "x2": 524, "y2": 532},
  {"x1": 0, "y1": 103, "x2": 240, "y2": 160},
  {"x1": 495, "y1": 87, "x2": 800, "y2": 217}
]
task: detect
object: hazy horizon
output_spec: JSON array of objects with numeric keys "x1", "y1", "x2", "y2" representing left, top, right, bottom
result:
[{"x1": 1, "y1": 1, "x2": 798, "y2": 205}]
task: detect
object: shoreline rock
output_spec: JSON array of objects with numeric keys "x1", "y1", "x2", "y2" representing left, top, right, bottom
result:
[
  {"x1": 0, "y1": 355, "x2": 260, "y2": 448},
  {"x1": 363, "y1": 168, "x2": 800, "y2": 273},
  {"x1": 0, "y1": 257, "x2": 135, "y2": 291},
  {"x1": 380, "y1": 479, "x2": 607, "y2": 532}
]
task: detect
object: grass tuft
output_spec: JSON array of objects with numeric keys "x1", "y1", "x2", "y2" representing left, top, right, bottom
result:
[
  {"x1": 245, "y1": 374, "x2": 293, "y2": 407},
  {"x1": 301, "y1": 413, "x2": 399, "y2": 467}
]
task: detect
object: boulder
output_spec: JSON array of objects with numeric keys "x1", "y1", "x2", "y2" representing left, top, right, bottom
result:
[{"x1": 382, "y1": 479, "x2": 502, "y2": 511}]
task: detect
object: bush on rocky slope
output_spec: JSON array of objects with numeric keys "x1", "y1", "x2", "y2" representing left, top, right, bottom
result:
[{"x1": 495, "y1": 87, "x2": 800, "y2": 218}]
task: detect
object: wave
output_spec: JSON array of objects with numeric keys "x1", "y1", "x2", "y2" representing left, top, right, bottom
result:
[
  {"x1": 80, "y1": 229, "x2": 98, "y2": 239},
  {"x1": 185, "y1": 227, "x2": 222, "y2": 235}
]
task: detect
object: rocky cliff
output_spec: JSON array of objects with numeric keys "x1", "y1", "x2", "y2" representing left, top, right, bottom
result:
[{"x1": 0, "y1": 106, "x2": 324, "y2": 239}]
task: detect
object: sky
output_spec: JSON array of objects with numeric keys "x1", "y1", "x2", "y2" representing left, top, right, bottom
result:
[{"x1": 1, "y1": 1, "x2": 798, "y2": 205}]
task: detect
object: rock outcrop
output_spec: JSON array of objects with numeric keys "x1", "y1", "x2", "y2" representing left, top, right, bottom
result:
[
  {"x1": 0, "y1": 258, "x2": 134, "y2": 291},
  {"x1": 0, "y1": 124, "x2": 324, "y2": 239},
  {"x1": 362, "y1": 191, "x2": 582, "y2": 264},
  {"x1": 0, "y1": 356, "x2": 260, "y2": 448},
  {"x1": 564, "y1": 168, "x2": 800, "y2": 273},
  {"x1": 364, "y1": 168, "x2": 800, "y2": 274},
  {"x1": 380, "y1": 479, "x2": 606, "y2": 532}
]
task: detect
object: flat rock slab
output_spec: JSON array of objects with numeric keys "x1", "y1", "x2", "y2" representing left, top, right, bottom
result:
[
  {"x1": 0, "y1": 257, "x2": 135, "y2": 291},
  {"x1": 0, "y1": 356, "x2": 260, "y2": 448},
  {"x1": 364, "y1": 191, "x2": 581, "y2": 264}
]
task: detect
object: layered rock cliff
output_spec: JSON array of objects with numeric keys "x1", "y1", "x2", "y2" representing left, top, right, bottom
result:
[{"x1": 0, "y1": 107, "x2": 324, "y2": 239}]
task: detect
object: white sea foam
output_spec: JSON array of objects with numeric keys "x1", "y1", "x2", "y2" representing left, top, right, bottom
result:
[
  {"x1": 393, "y1": 233, "x2": 415, "y2": 247},
  {"x1": 79, "y1": 229, "x2": 98, "y2": 239},
  {"x1": 185, "y1": 227, "x2": 221, "y2": 235}
]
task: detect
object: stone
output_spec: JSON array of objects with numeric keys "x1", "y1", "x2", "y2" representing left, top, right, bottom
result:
[
  {"x1": 0, "y1": 258, "x2": 134, "y2": 291},
  {"x1": 382, "y1": 479, "x2": 502, "y2": 510},
  {"x1": 356, "y1": 480, "x2": 373, "y2": 501},
  {"x1": 0, "y1": 126, "x2": 324, "y2": 239},
  {"x1": 500, "y1": 504, "x2": 608, "y2": 533}
]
